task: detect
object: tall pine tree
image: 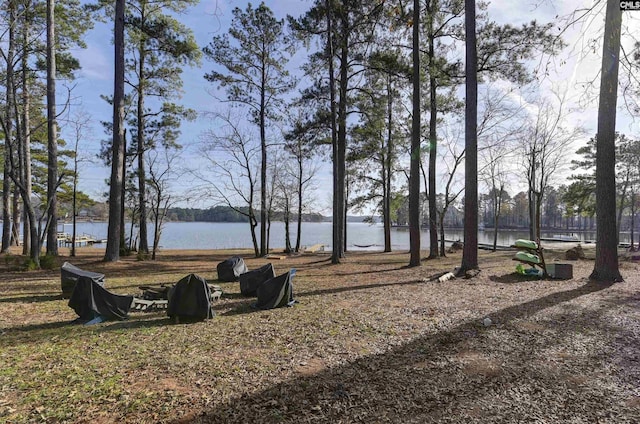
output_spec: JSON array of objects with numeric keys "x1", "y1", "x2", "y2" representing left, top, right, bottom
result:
[{"x1": 204, "y1": 2, "x2": 295, "y2": 257}]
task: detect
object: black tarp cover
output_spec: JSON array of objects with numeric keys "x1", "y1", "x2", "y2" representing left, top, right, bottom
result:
[
  {"x1": 68, "y1": 276, "x2": 133, "y2": 321},
  {"x1": 253, "y1": 269, "x2": 296, "y2": 310},
  {"x1": 61, "y1": 262, "x2": 106, "y2": 299},
  {"x1": 239, "y1": 263, "x2": 275, "y2": 297},
  {"x1": 167, "y1": 274, "x2": 215, "y2": 321},
  {"x1": 217, "y1": 256, "x2": 248, "y2": 282}
]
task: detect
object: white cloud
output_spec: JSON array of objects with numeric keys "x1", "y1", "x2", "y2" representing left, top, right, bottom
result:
[{"x1": 74, "y1": 42, "x2": 111, "y2": 81}]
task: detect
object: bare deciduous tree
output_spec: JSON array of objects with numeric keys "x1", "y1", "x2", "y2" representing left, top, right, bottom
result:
[
  {"x1": 147, "y1": 146, "x2": 181, "y2": 260},
  {"x1": 195, "y1": 112, "x2": 260, "y2": 257},
  {"x1": 68, "y1": 110, "x2": 93, "y2": 257},
  {"x1": 521, "y1": 92, "x2": 585, "y2": 241}
]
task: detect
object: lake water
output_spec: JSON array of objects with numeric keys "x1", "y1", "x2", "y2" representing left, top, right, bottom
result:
[{"x1": 58, "y1": 221, "x2": 611, "y2": 251}]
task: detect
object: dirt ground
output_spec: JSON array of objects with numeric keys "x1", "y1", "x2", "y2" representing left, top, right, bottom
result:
[{"x1": 0, "y1": 245, "x2": 639, "y2": 423}]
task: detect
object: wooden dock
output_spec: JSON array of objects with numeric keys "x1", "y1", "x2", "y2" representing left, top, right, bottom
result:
[
  {"x1": 440, "y1": 239, "x2": 512, "y2": 251},
  {"x1": 57, "y1": 232, "x2": 106, "y2": 247}
]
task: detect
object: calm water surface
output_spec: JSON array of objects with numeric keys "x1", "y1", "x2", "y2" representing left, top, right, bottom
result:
[{"x1": 59, "y1": 221, "x2": 609, "y2": 251}]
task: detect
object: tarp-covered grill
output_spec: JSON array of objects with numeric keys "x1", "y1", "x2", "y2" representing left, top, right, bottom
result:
[
  {"x1": 216, "y1": 256, "x2": 248, "y2": 282},
  {"x1": 167, "y1": 274, "x2": 215, "y2": 321},
  {"x1": 254, "y1": 269, "x2": 296, "y2": 310},
  {"x1": 239, "y1": 263, "x2": 275, "y2": 297},
  {"x1": 68, "y1": 276, "x2": 133, "y2": 323},
  {"x1": 61, "y1": 262, "x2": 106, "y2": 299}
]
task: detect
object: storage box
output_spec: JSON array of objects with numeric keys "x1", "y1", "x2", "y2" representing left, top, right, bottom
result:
[{"x1": 547, "y1": 263, "x2": 573, "y2": 279}]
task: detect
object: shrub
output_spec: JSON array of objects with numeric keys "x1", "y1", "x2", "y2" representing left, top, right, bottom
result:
[
  {"x1": 40, "y1": 254, "x2": 57, "y2": 270},
  {"x1": 22, "y1": 258, "x2": 39, "y2": 271}
]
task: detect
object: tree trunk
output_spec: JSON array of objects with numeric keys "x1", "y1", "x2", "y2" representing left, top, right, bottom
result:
[
  {"x1": 590, "y1": 0, "x2": 622, "y2": 282},
  {"x1": 493, "y1": 185, "x2": 503, "y2": 251},
  {"x1": 427, "y1": 30, "x2": 438, "y2": 259},
  {"x1": 25, "y1": 201, "x2": 40, "y2": 267},
  {"x1": 11, "y1": 188, "x2": 20, "y2": 246},
  {"x1": 72, "y1": 136, "x2": 80, "y2": 257},
  {"x1": 335, "y1": 16, "x2": 348, "y2": 261},
  {"x1": 105, "y1": 0, "x2": 126, "y2": 262},
  {"x1": 2, "y1": 159, "x2": 11, "y2": 254},
  {"x1": 296, "y1": 154, "x2": 303, "y2": 252},
  {"x1": 344, "y1": 175, "x2": 348, "y2": 253},
  {"x1": 121, "y1": 131, "x2": 128, "y2": 253},
  {"x1": 284, "y1": 196, "x2": 292, "y2": 254},
  {"x1": 460, "y1": 0, "x2": 479, "y2": 273},
  {"x1": 384, "y1": 78, "x2": 392, "y2": 252},
  {"x1": 260, "y1": 64, "x2": 267, "y2": 257},
  {"x1": 439, "y1": 211, "x2": 446, "y2": 257},
  {"x1": 528, "y1": 162, "x2": 536, "y2": 240},
  {"x1": 408, "y1": 0, "x2": 421, "y2": 267},
  {"x1": 72, "y1": 175, "x2": 77, "y2": 257},
  {"x1": 250, "y1": 213, "x2": 259, "y2": 257},
  {"x1": 2, "y1": 3, "x2": 16, "y2": 254},
  {"x1": 152, "y1": 206, "x2": 160, "y2": 260},
  {"x1": 151, "y1": 191, "x2": 165, "y2": 261},
  {"x1": 46, "y1": 0, "x2": 59, "y2": 256},
  {"x1": 21, "y1": 42, "x2": 32, "y2": 256},
  {"x1": 535, "y1": 191, "x2": 543, "y2": 240},
  {"x1": 327, "y1": 0, "x2": 341, "y2": 264},
  {"x1": 266, "y1": 212, "x2": 271, "y2": 253},
  {"x1": 631, "y1": 192, "x2": 636, "y2": 250},
  {"x1": 137, "y1": 19, "x2": 149, "y2": 255},
  {"x1": 616, "y1": 175, "x2": 628, "y2": 241}
]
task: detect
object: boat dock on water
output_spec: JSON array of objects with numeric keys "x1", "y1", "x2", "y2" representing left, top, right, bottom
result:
[
  {"x1": 540, "y1": 234, "x2": 581, "y2": 242},
  {"x1": 57, "y1": 232, "x2": 107, "y2": 247}
]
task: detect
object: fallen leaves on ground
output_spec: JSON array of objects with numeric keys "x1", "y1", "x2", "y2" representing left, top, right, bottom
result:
[{"x1": 0, "y1": 247, "x2": 639, "y2": 423}]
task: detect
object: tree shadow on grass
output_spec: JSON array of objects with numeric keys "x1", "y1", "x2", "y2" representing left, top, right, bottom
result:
[
  {"x1": 219, "y1": 302, "x2": 259, "y2": 316},
  {"x1": 0, "y1": 311, "x2": 178, "y2": 348},
  {"x1": 187, "y1": 280, "x2": 626, "y2": 424},
  {"x1": 299, "y1": 278, "x2": 427, "y2": 298},
  {"x1": 1, "y1": 311, "x2": 171, "y2": 332},
  {"x1": 94, "y1": 315, "x2": 176, "y2": 332},
  {"x1": 218, "y1": 272, "x2": 473, "y2": 316},
  {"x1": 0, "y1": 293, "x2": 63, "y2": 303},
  {"x1": 489, "y1": 273, "x2": 549, "y2": 284},
  {"x1": 300, "y1": 265, "x2": 411, "y2": 279},
  {"x1": 218, "y1": 292, "x2": 251, "y2": 300},
  {"x1": 0, "y1": 320, "x2": 73, "y2": 336}
]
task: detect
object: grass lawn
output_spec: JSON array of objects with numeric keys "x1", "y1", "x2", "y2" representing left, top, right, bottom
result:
[{"x1": 1, "y1": 246, "x2": 639, "y2": 423}]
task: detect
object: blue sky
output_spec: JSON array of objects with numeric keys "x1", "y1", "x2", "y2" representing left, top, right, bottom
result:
[
  {"x1": 64, "y1": 0, "x2": 639, "y2": 212},
  {"x1": 68, "y1": 0, "x2": 324, "y2": 207}
]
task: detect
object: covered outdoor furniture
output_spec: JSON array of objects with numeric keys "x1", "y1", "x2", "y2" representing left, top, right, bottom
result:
[
  {"x1": 253, "y1": 269, "x2": 296, "y2": 310},
  {"x1": 131, "y1": 283, "x2": 222, "y2": 312},
  {"x1": 68, "y1": 276, "x2": 133, "y2": 324},
  {"x1": 239, "y1": 263, "x2": 275, "y2": 297},
  {"x1": 167, "y1": 274, "x2": 216, "y2": 322},
  {"x1": 61, "y1": 262, "x2": 106, "y2": 299},
  {"x1": 216, "y1": 256, "x2": 248, "y2": 282},
  {"x1": 139, "y1": 285, "x2": 172, "y2": 300},
  {"x1": 130, "y1": 285, "x2": 172, "y2": 311}
]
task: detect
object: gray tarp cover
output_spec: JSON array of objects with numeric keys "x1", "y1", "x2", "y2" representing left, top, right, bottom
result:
[
  {"x1": 253, "y1": 270, "x2": 296, "y2": 310},
  {"x1": 68, "y1": 276, "x2": 133, "y2": 321},
  {"x1": 167, "y1": 274, "x2": 215, "y2": 320},
  {"x1": 61, "y1": 261, "x2": 105, "y2": 298},
  {"x1": 239, "y1": 263, "x2": 275, "y2": 297},
  {"x1": 217, "y1": 256, "x2": 248, "y2": 282}
]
